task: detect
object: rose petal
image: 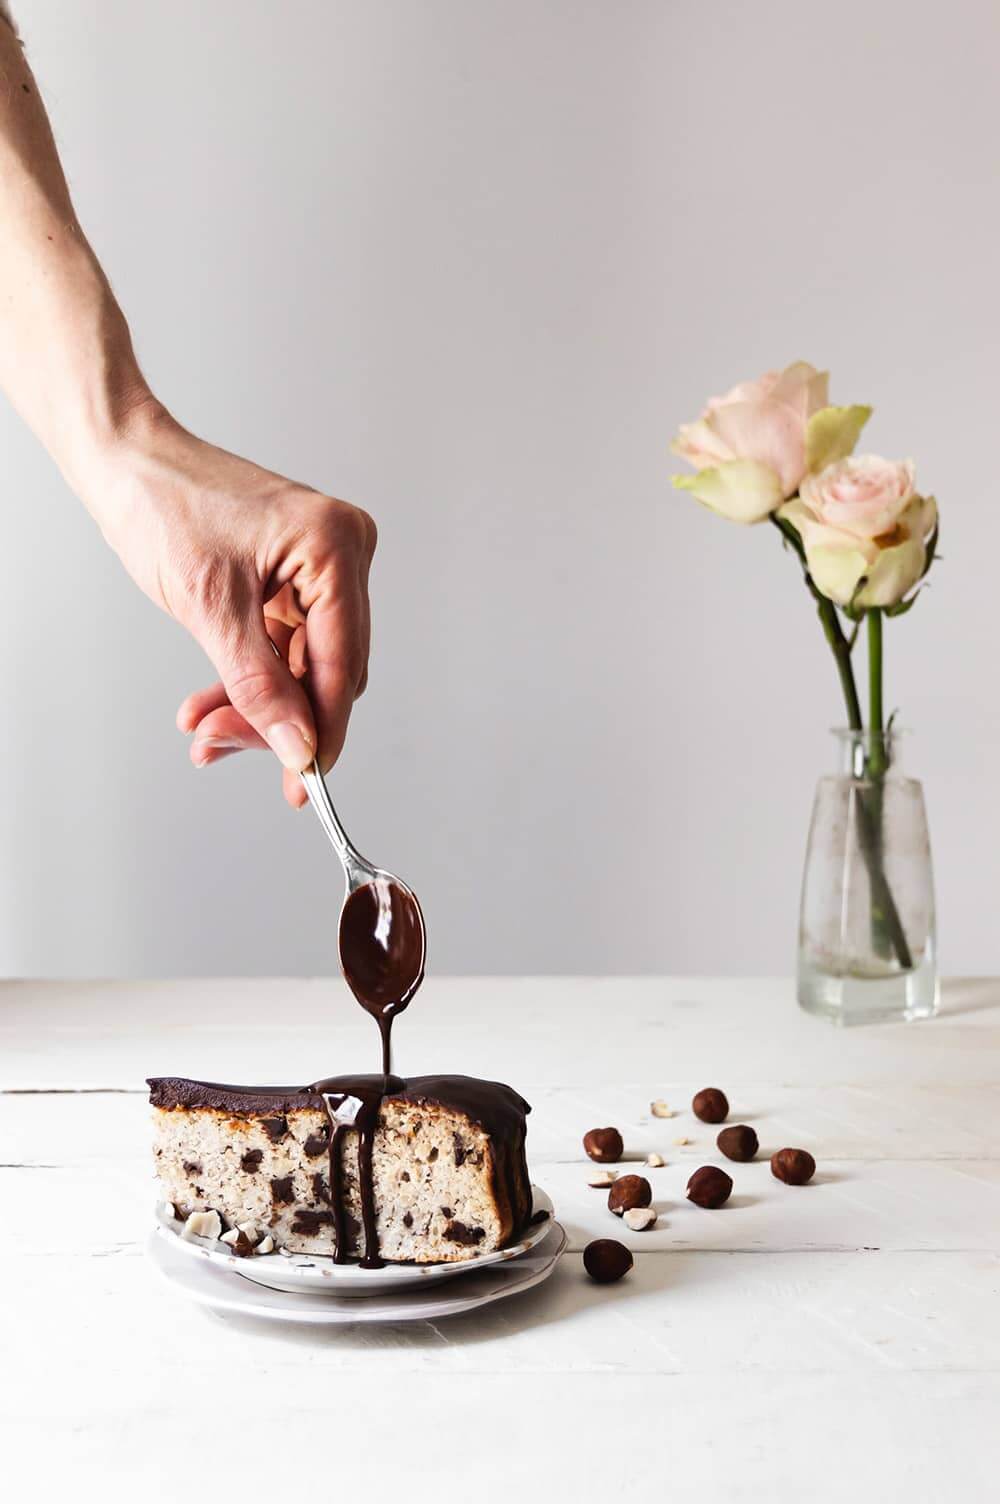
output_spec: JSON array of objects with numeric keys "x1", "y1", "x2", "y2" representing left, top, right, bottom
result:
[
  {"x1": 770, "y1": 361, "x2": 829, "y2": 423},
  {"x1": 702, "y1": 399, "x2": 807, "y2": 497},
  {"x1": 855, "y1": 538, "x2": 927, "y2": 608},
  {"x1": 673, "y1": 459, "x2": 784, "y2": 524},
  {"x1": 805, "y1": 405, "x2": 873, "y2": 474},
  {"x1": 777, "y1": 498, "x2": 877, "y2": 559},
  {"x1": 806, "y1": 544, "x2": 872, "y2": 606},
  {"x1": 670, "y1": 417, "x2": 735, "y2": 470}
]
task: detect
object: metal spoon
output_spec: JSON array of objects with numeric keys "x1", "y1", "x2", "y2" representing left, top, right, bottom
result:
[{"x1": 298, "y1": 760, "x2": 427, "y2": 1073}]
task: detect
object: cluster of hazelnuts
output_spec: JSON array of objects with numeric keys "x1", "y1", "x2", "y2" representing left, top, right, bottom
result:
[{"x1": 581, "y1": 1087, "x2": 817, "y2": 1285}]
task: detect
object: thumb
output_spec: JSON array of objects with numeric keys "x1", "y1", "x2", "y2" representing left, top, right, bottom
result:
[{"x1": 206, "y1": 617, "x2": 317, "y2": 774}]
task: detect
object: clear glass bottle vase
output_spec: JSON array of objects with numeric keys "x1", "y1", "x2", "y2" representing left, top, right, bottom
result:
[{"x1": 797, "y1": 728, "x2": 938, "y2": 1025}]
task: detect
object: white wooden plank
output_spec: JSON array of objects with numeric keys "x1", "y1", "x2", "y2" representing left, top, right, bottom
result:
[
  {"x1": 2, "y1": 1367, "x2": 998, "y2": 1502},
  {"x1": 3, "y1": 976, "x2": 1000, "y2": 1089}
]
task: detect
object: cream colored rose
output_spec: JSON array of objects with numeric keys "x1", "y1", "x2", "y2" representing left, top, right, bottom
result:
[
  {"x1": 671, "y1": 362, "x2": 871, "y2": 524},
  {"x1": 779, "y1": 454, "x2": 937, "y2": 607}
]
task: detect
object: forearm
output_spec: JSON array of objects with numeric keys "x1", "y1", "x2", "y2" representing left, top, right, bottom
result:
[{"x1": 0, "y1": 22, "x2": 154, "y2": 505}]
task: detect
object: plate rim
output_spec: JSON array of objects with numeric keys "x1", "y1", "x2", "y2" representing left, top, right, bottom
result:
[
  {"x1": 155, "y1": 1183, "x2": 555, "y2": 1293},
  {"x1": 146, "y1": 1219, "x2": 567, "y2": 1324}
]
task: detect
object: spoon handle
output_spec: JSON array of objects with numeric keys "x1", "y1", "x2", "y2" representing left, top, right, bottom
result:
[{"x1": 299, "y1": 763, "x2": 364, "y2": 881}]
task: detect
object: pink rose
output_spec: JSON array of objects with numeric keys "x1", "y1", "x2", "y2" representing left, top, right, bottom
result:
[
  {"x1": 779, "y1": 455, "x2": 936, "y2": 608},
  {"x1": 798, "y1": 454, "x2": 916, "y2": 540},
  {"x1": 671, "y1": 361, "x2": 829, "y2": 522}
]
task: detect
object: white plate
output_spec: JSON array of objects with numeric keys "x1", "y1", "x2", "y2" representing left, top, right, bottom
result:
[
  {"x1": 155, "y1": 1185, "x2": 555, "y2": 1296},
  {"x1": 147, "y1": 1218, "x2": 566, "y2": 1324}
]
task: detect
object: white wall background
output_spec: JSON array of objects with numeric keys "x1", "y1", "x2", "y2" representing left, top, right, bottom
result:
[{"x1": 1, "y1": 0, "x2": 997, "y2": 978}]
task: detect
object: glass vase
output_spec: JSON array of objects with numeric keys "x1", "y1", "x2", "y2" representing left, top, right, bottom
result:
[{"x1": 797, "y1": 728, "x2": 938, "y2": 1025}]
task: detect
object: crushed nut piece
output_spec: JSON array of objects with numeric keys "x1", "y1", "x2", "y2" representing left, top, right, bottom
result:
[
  {"x1": 236, "y1": 1221, "x2": 260, "y2": 1243},
  {"x1": 278, "y1": 1246, "x2": 293, "y2": 1258},
  {"x1": 673, "y1": 1136, "x2": 692, "y2": 1146},
  {"x1": 623, "y1": 1207, "x2": 657, "y2": 1231},
  {"x1": 646, "y1": 1152, "x2": 666, "y2": 1167},
  {"x1": 181, "y1": 1210, "x2": 222, "y2": 1242},
  {"x1": 587, "y1": 1169, "x2": 618, "y2": 1188},
  {"x1": 650, "y1": 1101, "x2": 673, "y2": 1118},
  {"x1": 219, "y1": 1228, "x2": 241, "y2": 1247},
  {"x1": 257, "y1": 1235, "x2": 276, "y2": 1255}
]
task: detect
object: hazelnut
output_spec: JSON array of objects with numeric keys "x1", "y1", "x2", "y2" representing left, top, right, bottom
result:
[
  {"x1": 650, "y1": 1100, "x2": 673, "y2": 1119},
  {"x1": 181, "y1": 1210, "x2": 222, "y2": 1242},
  {"x1": 583, "y1": 1238, "x2": 634, "y2": 1284},
  {"x1": 646, "y1": 1152, "x2": 666, "y2": 1168},
  {"x1": 257, "y1": 1235, "x2": 276, "y2": 1255},
  {"x1": 673, "y1": 1136, "x2": 692, "y2": 1146},
  {"x1": 608, "y1": 1174, "x2": 652, "y2": 1216},
  {"x1": 717, "y1": 1125, "x2": 758, "y2": 1162},
  {"x1": 583, "y1": 1127, "x2": 624, "y2": 1163},
  {"x1": 771, "y1": 1148, "x2": 816, "y2": 1185},
  {"x1": 587, "y1": 1169, "x2": 618, "y2": 1188},
  {"x1": 623, "y1": 1207, "x2": 657, "y2": 1231},
  {"x1": 692, "y1": 1087, "x2": 729, "y2": 1124},
  {"x1": 686, "y1": 1165, "x2": 733, "y2": 1208}
]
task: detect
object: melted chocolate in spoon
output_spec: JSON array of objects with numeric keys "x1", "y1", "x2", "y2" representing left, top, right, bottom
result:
[{"x1": 339, "y1": 877, "x2": 426, "y2": 1075}]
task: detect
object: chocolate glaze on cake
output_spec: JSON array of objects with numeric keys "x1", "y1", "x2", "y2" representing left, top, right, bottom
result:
[{"x1": 148, "y1": 1073, "x2": 531, "y2": 1267}]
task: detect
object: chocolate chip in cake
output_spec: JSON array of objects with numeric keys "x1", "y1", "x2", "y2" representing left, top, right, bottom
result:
[
  {"x1": 445, "y1": 1220, "x2": 485, "y2": 1245},
  {"x1": 428, "y1": 1146, "x2": 439, "y2": 1162},
  {"x1": 182, "y1": 1160, "x2": 202, "y2": 1176},
  {"x1": 453, "y1": 1133, "x2": 467, "y2": 1167},
  {"x1": 311, "y1": 1172, "x2": 331, "y2": 1205},
  {"x1": 240, "y1": 1149, "x2": 263, "y2": 1174},
  {"x1": 402, "y1": 1212, "x2": 413, "y2": 1228},
  {"x1": 401, "y1": 1171, "x2": 411, "y2": 1182},
  {"x1": 262, "y1": 1116, "x2": 288, "y2": 1143},
  {"x1": 270, "y1": 1176, "x2": 295, "y2": 1204},
  {"x1": 303, "y1": 1132, "x2": 329, "y2": 1158},
  {"x1": 291, "y1": 1209, "x2": 334, "y2": 1235},
  {"x1": 440, "y1": 1206, "x2": 453, "y2": 1218},
  {"x1": 220, "y1": 1228, "x2": 256, "y2": 1257}
]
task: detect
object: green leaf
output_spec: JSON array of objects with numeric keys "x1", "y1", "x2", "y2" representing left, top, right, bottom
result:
[{"x1": 805, "y1": 405, "x2": 873, "y2": 473}]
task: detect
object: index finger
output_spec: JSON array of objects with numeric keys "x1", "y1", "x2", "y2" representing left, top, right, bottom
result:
[{"x1": 304, "y1": 582, "x2": 368, "y2": 773}]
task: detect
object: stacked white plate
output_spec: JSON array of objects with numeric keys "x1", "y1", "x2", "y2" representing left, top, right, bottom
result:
[{"x1": 148, "y1": 1187, "x2": 565, "y2": 1323}]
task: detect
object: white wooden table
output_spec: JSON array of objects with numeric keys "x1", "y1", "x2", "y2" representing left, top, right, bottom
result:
[{"x1": 2, "y1": 977, "x2": 998, "y2": 1499}]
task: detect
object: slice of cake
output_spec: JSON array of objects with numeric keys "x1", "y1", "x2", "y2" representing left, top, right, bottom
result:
[{"x1": 149, "y1": 1073, "x2": 532, "y2": 1265}]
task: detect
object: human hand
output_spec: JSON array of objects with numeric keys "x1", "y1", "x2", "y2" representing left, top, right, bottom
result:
[{"x1": 91, "y1": 405, "x2": 376, "y2": 808}]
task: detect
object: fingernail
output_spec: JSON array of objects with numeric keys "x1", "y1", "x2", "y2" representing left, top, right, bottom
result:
[
  {"x1": 267, "y1": 721, "x2": 313, "y2": 773},
  {"x1": 195, "y1": 735, "x2": 243, "y2": 751}
]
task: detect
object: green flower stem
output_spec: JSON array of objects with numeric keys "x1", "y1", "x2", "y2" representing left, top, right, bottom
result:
[
  {"x1": 867, "y1": 608, "x2": 887, "y2": 777},
  {"x1": 817, "y1": 597, "x2": 863, "y2": 731},
  {"x1": 770, "y1": 516, "x2": 912, "y2": 972}
]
